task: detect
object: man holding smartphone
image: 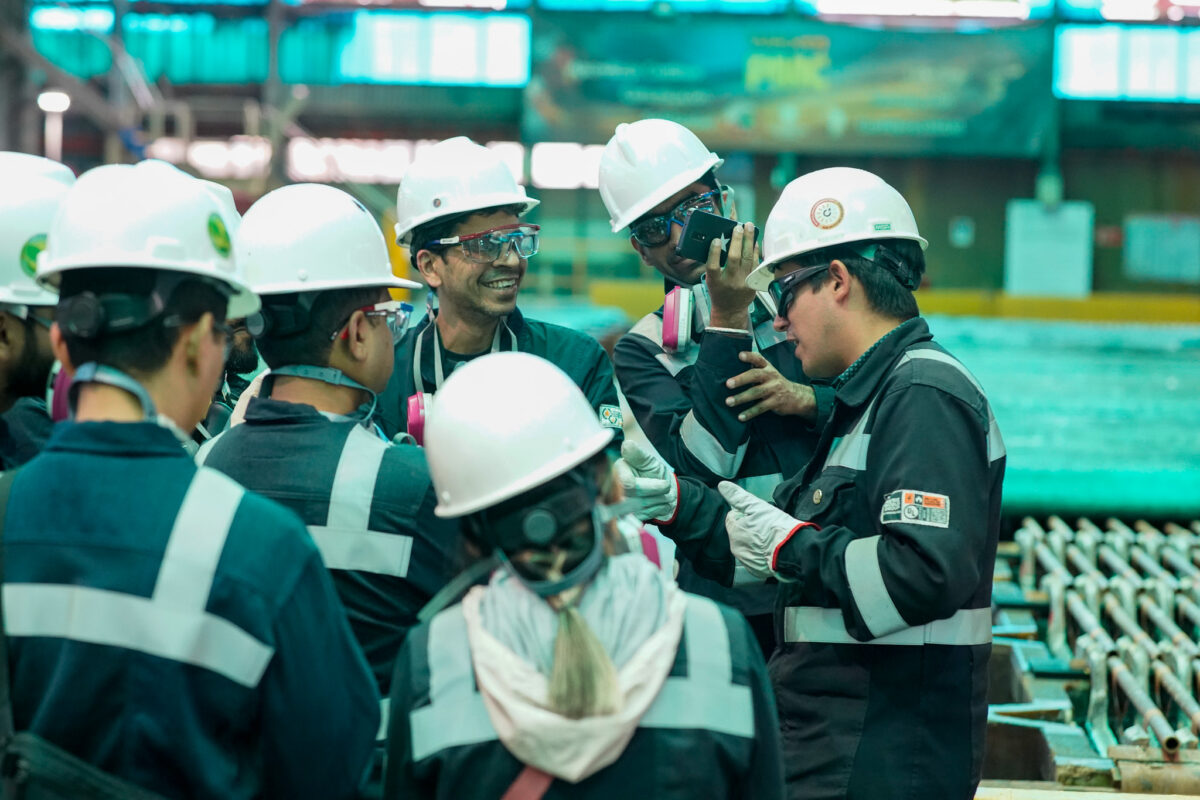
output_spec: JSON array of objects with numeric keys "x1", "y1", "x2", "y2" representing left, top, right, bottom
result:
[
  {"x1": 613, "y1": 168, "x2": 1003, "y2": 800},
  {"x1": 598, "y1": 119, "x2": 833, "y2": 652}
]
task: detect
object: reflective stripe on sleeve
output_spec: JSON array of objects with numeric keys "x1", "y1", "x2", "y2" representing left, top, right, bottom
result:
[
  {"x1": 843, "y1": 534, "x2": 909, "y2": 638},
  {"x1": 900, "y1": 349, "x2": 1006, "y2": 462},
  {"x1": 782, "y1": 606, "x2": 992, "y2": 646},
  {"x1": 680, "y1": 410, "x2": 748, "y2": 478},
  {"x1": 307, "y1": 425, "x2": 413, "y2": 578}
]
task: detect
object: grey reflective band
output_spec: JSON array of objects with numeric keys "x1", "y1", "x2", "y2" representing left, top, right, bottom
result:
[
  {"x1": 3, "y1": 468, "x2": 275, "y2": 687},
  {"x1": 640, "y1": 596, "x2": 754, "y2": 738},
  {"x1": 823, "y1": 404, "x2": 873, "y2": 471},
  {"x1": 408, "y1": 596, "x2": 756, "y2": 762},
  {"x1": 782, "y1": 606, "x2": 992, "y2": 646},
  {"x1": 844, "y1": 535, "x2": 908, "y2": 638},
  {"x1": 899, "y1": 349, "x2": 1006, "y2": 463},
  {"x1": 680, "y1": 410, "x2": 748, "y2": 478},
  {"x1": 410, "y1": 607, "x2": 495, "y2": 761},
  {"x1": 307, "y1": 425, "x2": 413, "y2": 578},
  {"x1": 629, "y1": 314, "x2": 693, "y2": 378}
]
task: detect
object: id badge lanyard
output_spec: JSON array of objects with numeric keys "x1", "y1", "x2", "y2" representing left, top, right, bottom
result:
[{"x1": 411, "y1": 307, "x2": 518, "y2": 394}]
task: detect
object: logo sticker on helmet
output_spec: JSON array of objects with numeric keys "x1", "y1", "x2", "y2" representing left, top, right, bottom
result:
[
  {"x1": 19, "y1": 234, "x2": 47, "y2": 278},
  {"x1": 810, "y1": 199, "x2": 844, "y2": 230},
  {"x1": 207, "y1": 214, "x2": 232, "y2": 258}
]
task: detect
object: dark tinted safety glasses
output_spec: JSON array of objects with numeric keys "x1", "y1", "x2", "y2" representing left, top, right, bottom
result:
[{"x1": 629, "y1": 188, "x2": 723, "y2": 248}]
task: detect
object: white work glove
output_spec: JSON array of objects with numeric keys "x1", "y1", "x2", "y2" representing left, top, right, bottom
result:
[
  {"x1": 612, "y1": 440, "x2": 679, "y2": 525},
  {"x1": 718, "y1": 481, "x2": 812, "y2": 581}
]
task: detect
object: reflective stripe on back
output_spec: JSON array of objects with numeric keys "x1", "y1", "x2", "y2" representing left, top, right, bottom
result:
[
  {"x1": 307, "y1": 425, "x2": 413, "y2": 578},
  {"x1": 782, "y1": 606, "x2": 992, "y2": 646},
  {"x1": 408, "y1": 596, "x2": 757, "y2": 763},
  {"x1": 409, "y1": 607, "x2": 494, "y2": 761},
  {"x1": 3, "y1": 467, "x2": 276, "y2": 687}
]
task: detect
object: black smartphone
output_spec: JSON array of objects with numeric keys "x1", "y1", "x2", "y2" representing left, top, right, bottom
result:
[{"x1": 674, "y1": 210, "x2": 758, "y2": 267}]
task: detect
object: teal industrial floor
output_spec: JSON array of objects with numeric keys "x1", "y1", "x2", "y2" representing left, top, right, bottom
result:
[{"x1": 927, "y1": 315, "x2": 1200, "y2": 517}]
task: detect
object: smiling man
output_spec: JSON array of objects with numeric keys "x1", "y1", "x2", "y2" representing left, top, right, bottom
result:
[
  {"x1": 376, "y1": 137, "x2": 622, "y2": 447},
  {"x1": 614, "y1": 167, "x2": 1005, "y2": 800}
]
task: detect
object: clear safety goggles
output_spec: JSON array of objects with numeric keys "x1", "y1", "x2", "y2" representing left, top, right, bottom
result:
[
  {"x1": 426, "y1": 223, "x2": 540, "y2": 263},
  {"x1": 768, "y1": 264, "x2": 830, "y2": 317},
  {"x1": 629, "y1": 187, "x2": 724, "y2": 249},
  {"x1": 331, "y1": 300, "x2": 413, "y2": 345}
]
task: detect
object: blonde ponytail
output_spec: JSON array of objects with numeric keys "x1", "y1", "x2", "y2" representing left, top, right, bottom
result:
[{"x1": 548, "y1": 600, "x2": 620, "y2": 719}]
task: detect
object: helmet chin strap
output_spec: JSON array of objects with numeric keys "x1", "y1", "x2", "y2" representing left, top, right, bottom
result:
[
  {"x1": 264, "y1": 364, "x2": 379, "y2": 427},
  {"x1": 68, "y1": 362, "x2": 193, "y2": 444}
]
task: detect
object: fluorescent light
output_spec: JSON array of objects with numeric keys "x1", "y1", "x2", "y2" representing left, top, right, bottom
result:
[
  {"x1": 37, "y1": 91, "x2": 70, "y2": 113},
  {"x1": 815, "y1": 0, "x2": 1030, "y2": 16}
]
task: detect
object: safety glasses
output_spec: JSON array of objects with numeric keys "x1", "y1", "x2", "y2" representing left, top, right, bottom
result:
[
  {"x1": 629, "y1": 188, "x2": 723, "y2": 248},
  {"x1": 768, "y1": 264, "x2": 830, "y2": 317},
  {"x1": 425, "y1": 223, "x2": 540, "y2": 263},
  {"x1": 332, "y1": 300, "x2": 414, "y2": 345}
]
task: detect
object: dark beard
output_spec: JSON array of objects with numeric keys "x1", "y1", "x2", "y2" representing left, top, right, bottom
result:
[
  {"x1": 8, "y1": 326, "x2": 53, "y2": 401},
  {"x1": 225, "y1": 338, "x2": 260, "y2": 376}
]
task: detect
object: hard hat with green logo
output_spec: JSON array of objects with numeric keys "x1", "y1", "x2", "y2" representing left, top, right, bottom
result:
[
  {"x1": 37, "y1": 159, "x2": 260, "y2": 318},
  {"x1": 0, "y1": 152, "x2": 75, "y2": 307}
]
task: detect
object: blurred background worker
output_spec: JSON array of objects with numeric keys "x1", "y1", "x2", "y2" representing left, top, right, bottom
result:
[
  {"x1": 1, "y1": 161, "x2": 379, "y2": 800},
  {"x1": 375, "y1": 136, "x2": 623, "y2": 448},
  {"x1": 599, "y1": 119, "x2": 831, "y2": 654},
  {"x1": 197, "y1": 183, "x2": 459, "y2": 720},
  {"x1": 0, "y1": 153, "x2": 74, "y2": 467},
  {"x1": 384, "y1": 352, "x2": 783, "y2": 800},
  {"x1": 615, "y1": 168, "x2": 1004, "y2": 800}
]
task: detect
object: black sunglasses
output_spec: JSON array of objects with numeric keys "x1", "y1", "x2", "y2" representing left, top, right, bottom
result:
[
  {"x1": 629, "y1": 187, "x2": 724, "y2": 248},
  {"x1": 768, "y1": 264, "x2": 830, "y2": 316}
]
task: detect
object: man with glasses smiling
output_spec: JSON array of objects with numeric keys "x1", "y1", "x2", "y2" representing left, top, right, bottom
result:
[
  {"x1": 615, "y1": 167, "x2": 1004, "y2": 800},
  {"x1": 375, "y1": 137, "x2": 623, "y2": 449},
  {"x1": 0, "y1": 153, "x2": 74, "y2": 467},
  {"x1": 599, "y1": 119, "x2": 831, "y2": 655}
]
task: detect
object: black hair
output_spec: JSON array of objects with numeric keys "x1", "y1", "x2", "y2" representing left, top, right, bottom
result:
[
  {"x1": 793, "y1": 238, "x2": 924, "y2": 321},
  {"x1": 254, "y1": 286, "x2": 388, "y2": 370},
  {"x1": 407, "y1": 203, "x2": 527, "y2": 267},
  {"x1": 57, "y1": 268, "x2": 228, "y2": 376}
]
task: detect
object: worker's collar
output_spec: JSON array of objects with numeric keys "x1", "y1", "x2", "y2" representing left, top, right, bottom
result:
[
  {"x1": 834, "y1": 317, "x2": 932, "y2": 408},
  {"x1": 45, "y1": 418, "x2": 193, "y2": 458}
]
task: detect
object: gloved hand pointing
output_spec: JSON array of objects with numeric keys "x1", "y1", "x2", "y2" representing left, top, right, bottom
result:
[
  {"x1": 718, "y1": 481, "x2": 815, "y2": 581},
  {"x1": 612, "y1": 440, "x2": 680, "y2": 525}
]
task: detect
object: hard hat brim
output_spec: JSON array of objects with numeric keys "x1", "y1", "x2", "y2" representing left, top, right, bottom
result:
[
  {"x1": 432, "y1": 426, "x2": 614, "y2": 519},
  {"x1": 607, "y1": 155, "x2": 723, "y2": 233}
]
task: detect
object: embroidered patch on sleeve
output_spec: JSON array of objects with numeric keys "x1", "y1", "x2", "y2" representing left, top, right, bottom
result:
[
  {"x1": 599, "y1": 404, "x2": 624, "y2": 429},
  {"x1": 880, "y1": 490, "x2": 950, "y2": 528}
]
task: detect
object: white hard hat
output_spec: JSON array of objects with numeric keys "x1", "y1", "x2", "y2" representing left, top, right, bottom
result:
[
  {"x1": 238, "y1": 183, "x2": 421, "y2": 296},
  {"x1": 425, "y1": 352, "x2": 614, "y2": 518},
  {"x1": 598, "y1": 119, "x2": 723, "y2": 233},
  {"x1": 0, "y1": 153, "x2": 75, "y2": 306},
  {"x1": 394, "y1": 137, "x2": 538, "y2": 245},
  {"x1": 747, "y1": 167, "x2": 927, "y2": 292},
  {"x1": 38, "y1": 159, "x2": 260, "y2": 318}
]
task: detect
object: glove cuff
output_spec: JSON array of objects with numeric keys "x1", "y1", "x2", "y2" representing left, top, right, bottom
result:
[
  {"x1": 771, "y1": 521, "x2": 819, "y2": 573},
  {"x1": 650, "y1": 474, "x2": 681, "y2": 527}
]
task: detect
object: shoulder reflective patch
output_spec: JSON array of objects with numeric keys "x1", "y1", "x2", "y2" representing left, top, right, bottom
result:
[
  {"x1": 880, "y1": 489, "x2": 950, "y2": 528},
  {"x1": 599, "y1": 404, "x2": 623, "y2": 429}
]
